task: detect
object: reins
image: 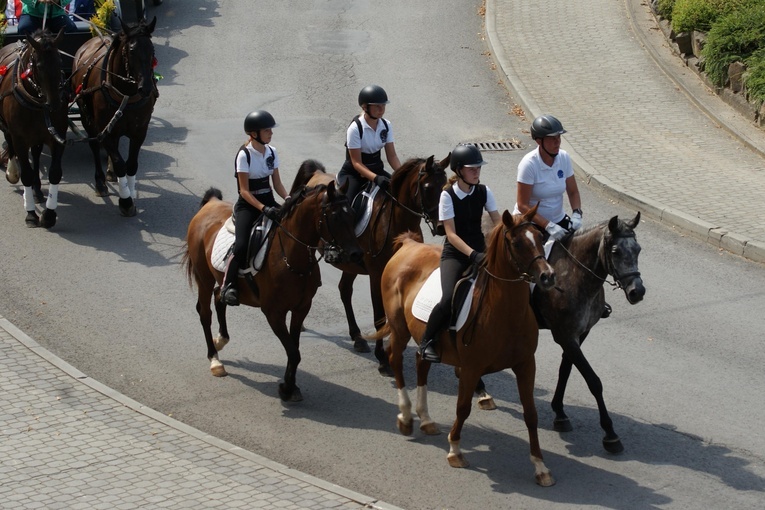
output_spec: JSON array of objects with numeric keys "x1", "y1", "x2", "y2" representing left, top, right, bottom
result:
[
  {"x1": 556, "y1": 228, "x2": 641, "y2": 290},
  {"x1": 380, "y1": 165, "x2": 443, "y2": 236}
]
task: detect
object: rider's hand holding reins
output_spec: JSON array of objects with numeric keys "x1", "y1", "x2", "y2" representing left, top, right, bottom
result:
[
  {"x1": 546, "y1": 222, "x2": 568, "y2": 241},
  {"x1": 571, "y1": 209, "x2": 583, "y2": 230}
]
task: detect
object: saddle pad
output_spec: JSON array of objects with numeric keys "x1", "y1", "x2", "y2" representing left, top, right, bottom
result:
[
  {"x1": 529, "y1": 239, "x2": 555, "y2": 294},
  {"x1": 412, "y1": 268, "x2": 476, "y2": 332},
  {"x1": 210, "y1": 217, "x2": 273, "y2": 274},
  {"x1": 354, "y1": 185, "x2": 381, "y2": 237}
]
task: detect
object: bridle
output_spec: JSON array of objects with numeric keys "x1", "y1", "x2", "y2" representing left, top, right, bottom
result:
[
  {"x1": 558, "y1": 228, "x2": 641, "y2": 290},
  {"x1": 483, "y1": 222, "x2": 546, "y2": 284},
  {"x1": 380, "y1": 162, "x2": 444, "y2": 237}
]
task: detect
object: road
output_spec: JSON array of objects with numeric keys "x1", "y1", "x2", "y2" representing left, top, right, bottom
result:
[{"x1": 1, "y1": 1, "x2": 764, "y2": 509}]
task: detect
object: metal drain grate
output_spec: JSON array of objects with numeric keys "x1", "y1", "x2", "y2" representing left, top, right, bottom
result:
[{"x1": 471, "y1": 141, "x2": 523, "y2": 151}]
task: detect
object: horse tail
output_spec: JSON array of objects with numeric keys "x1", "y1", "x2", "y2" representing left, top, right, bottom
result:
[
  {"x1": 392, "y1": 231, "x2": 424, "y2": 252},
  {"x1": 365, "y1": 321, "x2": 391, "y2": 341},
  {"x1": 200, "y1": 187, "x2": 223, "y2": 208},
  {"x1": 289, "y1": 159, "x2": 327, "y2": 195}
]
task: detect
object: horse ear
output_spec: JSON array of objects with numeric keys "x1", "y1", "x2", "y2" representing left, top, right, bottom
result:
[
  {"x1": 147, "y1": 16, "x2": 158, "y2": 34},
  {"x1": 327, "y1": 180, "x2": 337, "y2": 198},
  {"x1": 425, "y1": 155, "x2": 434, "y2": 172},
  {"x1": 608, "y1": 216, "x2": 620, "y2": 233},
  {"x1": 53, "y1": 28, "x2": 65, "y2": 47},
  {"x1": 26, "y1": 33, "x2": 41, "y2": 51},
  {"x1": 439, "y1": 152, "x2": 451, "y2": 170},
  {"x1": 338, "y1": 176, "x2": 350, "y2": 195},
  {"x1": 626, "y1": 211, "x2": 641, "y2": 229},
  {"x1": 502, "y1": 210, "x2": 514, "y2": 227},
  {"x1": 121, "y1": 16, "x2": 129, "y2": 33}
]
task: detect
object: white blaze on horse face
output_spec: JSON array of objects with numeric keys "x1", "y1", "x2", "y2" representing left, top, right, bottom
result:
[
  {"x1": 46, "y1": 184, "x2": 59, "y2": 210},
  {"x1": 524, "y1": 229, "x2": 537, "y2": 246}
]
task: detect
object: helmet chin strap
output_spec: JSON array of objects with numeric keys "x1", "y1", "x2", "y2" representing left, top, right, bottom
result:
[
  {"x1": 540, "y1": 138, "x2": 558, "y2": 160},
  {"x1": 363, "y1": 106, "x2": 379, "y2": 120},
  {"x1": 253, "y1": 131, "x2": 265, "y2": 145},
  {"x1": 457, "y1": 169, "x2": 479, "y2": 191}
]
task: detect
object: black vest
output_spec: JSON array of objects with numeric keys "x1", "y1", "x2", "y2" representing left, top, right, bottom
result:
[{"x1": 444, "y1": 184, "x2": 488, "y2": 254}]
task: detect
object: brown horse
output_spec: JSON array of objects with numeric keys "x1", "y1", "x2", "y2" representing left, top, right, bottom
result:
[
  {"x1": 0, "y1": 29, "x2": 68, "y2": 228},
  {"x1": 289, "y1": 155, "x2": 448, "y2": 374},
  {"x1": 183, "y1": 182, "x2": 363, "y2": 402},
  {"x1": 371, "y1": 206, "x2": 557, "y2": 486},
  {"x1": 71, "y1": 17, "x2": 157, "y2": 215}
]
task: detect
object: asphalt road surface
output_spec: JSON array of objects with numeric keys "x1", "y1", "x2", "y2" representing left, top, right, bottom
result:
[{"x1": 1, "y1": 2, "x2": 763, "y2": 509}]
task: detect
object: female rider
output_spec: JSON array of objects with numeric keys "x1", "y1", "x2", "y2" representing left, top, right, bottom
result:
[
  {"x1": 337, "y1": 85, "x2": 401, "y2": 205},
  {"x1": 420, "y1": 144, "x2": 500, "y2": 363},
  {"x1": 221, "y1": 110, "x2": 289, "y2": 306}
]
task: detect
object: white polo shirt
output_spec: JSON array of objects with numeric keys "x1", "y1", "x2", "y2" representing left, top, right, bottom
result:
[
  {"x1": 346, "y1": 116, "x2": 394, "y2": 154},
  {"x1": 235, "y1": 143, "x2": 280, "y2": 178},
  {"x1": 513, "y1": 147, "x2": 573, "y2": 223}
]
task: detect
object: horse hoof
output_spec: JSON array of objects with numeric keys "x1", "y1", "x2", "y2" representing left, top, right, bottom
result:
[
  {"x1": 553, "y1": 418, "x2": 573, "y2": 433},
  {"x1": 211, "y1": 365, "x2": 228, "y2": 377},
  {"x1": 477, "y1": 395, "x2": 497, "y2": 411},
  {"x1": 119, "y1": 197, "x2": 137, "y2": 217},
  {"x1": 447, "y1": 453, "x2": 469, "y2": 468},
  {"x1": 279, "y1": 383, "x2": 303, "y2": 402},
  {"x1": 536, "y1": 472, "x2": 556, "y2": 487},
  {"x1": 377, "y1": 363, "x2": 394, "y2": 378},
  {"x1": 34, "y1": 189, "x2": 46, "y2": 204},
  {"x1": 94, "y1": 183, "x2": 109, "y2": 197},
  {"x1": 5, "y1": 158, "x2": 19, "y2": 184},
  {"x1": 40, "y1": 209, "x2": 57, "y2": 229},
  {"x1": 25, "y1": 211, "x2": 39, "y2": 228},
  {"x1": 397, "y1": 417, "x2": 413, "y2": 436},
  {"x1": 353, "y1": 338, "x2": 371, "y2": 353},
  {"x1": 420, "y1": 422, "x2": 440, "y2": 436},
  {"x1": 603, "y1": 437, "x2": 624, "y2": 455}
]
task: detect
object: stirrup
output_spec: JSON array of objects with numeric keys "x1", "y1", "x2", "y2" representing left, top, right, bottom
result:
[
  {"x1": 221, "y1": 284, "x2": 239, "y2": 306},
  {"x1": 419, "y1": 339, "x2": 441, "y2": 363}
]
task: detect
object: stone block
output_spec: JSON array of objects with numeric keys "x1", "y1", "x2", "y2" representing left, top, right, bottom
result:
[
  {"x1": 674, "y1": 32, "x2": 693, "y2": 56},
  {"x1": 728, "y1": 61, "x2": 746, "y2": 93},
  {"x1": 691, "y1": 31, "x2": 706, "y2": 58}
]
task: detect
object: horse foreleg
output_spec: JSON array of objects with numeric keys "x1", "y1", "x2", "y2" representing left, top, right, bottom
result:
[
  {"x1": 39, "y1": 143, "x2": 64, "y2": 229},
  {"x1": 267, "y1": 308, "x2": 302, "y2": 402},
  {"x1": 30, "y1": 144, "x2": 45, "y2": 204},
  {"x1": 125, "y1": 134, "x2": 145, "y2": 200},
  {"x1": 563, "y1": 333, "x2": 623, "y2": 454},
  {"x1": 88, "y1": 139, "x2": 109, "y2": 197},
  {"x1": 387, "y1": 313, "x2": 414, "y2": 435},
  {"x1": 105, "y1": 141, "x2": 135, "y2": 217},
  {"x1": 339, "y1": 271, "x2": 368, "y2": 352},
  {"x1": 370, "y1": 274, "x2": 392, "y2": 376},
  {"x1": 551, "y1": 351, "x2": 575, "y2": 432},
  {"x1": 17, "y1": 144, "x2": 39, "y2": 227},
  {"x1": 415, "y1": 358, "x2": 439, "y2": 436},
  {"x1": 513, "y1": 359, "x2": 555, "y2": 487},
  {"x1": 3, "y1": 136, "x2": 20, "y2": 184},
  {"x1": 461, "y1": 371, "x2": 496, "y2": 411},
  {"x1": 446, "y1": 371, "x2": 478, "y2": 468}
]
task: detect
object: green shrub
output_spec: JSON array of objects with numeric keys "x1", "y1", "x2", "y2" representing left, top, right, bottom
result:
[
  {"x1": 671, "y1": 0, "x2": 763, "y2": 33},
  {"x1": 744, "y1": 48, "x2": 765, "y2": 105},
  {"x1": 657, "y1": 0, "x2": 677, "y2": 20},
  {"x1": 702, "y1": 4, "x2": 765, "y2": 86}
]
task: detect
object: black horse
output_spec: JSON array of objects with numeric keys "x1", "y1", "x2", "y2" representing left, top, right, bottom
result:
[
  {"x1": 70, "y1": 17, "x2": 157, "y2": 216},
  {"x1": 0, "y1": 29, "x2": 68, "y2": 228},
  {"x1": 477, "y1": 213, "x2": 645, "y2": 453}
]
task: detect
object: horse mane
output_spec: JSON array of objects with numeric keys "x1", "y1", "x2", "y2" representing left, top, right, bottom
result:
[
  {"x1": 391, "y1": 158, "x2": 426, "y2": 194},
  {"x1": 29, "y1": 29, "x2": 59, "y2": 50},
  {"x1": 199, "y1": 187, "x2": 223, "y2": 209},
  {"x1": 484, "y1": 218, "x2": 506, "y2": 270},
  {"x1": 289, "y1": 159, "x2": 326, "y2": 195}
]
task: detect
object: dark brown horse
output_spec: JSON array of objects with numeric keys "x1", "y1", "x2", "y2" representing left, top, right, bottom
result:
[
  {"x1": 0, "y1": 29, "x2": 68, "y2": 228},
  {"x1": 370, "y1": 207, "x2": 557, "y2": 486},
  {"x1": 71, "y1": 17, "x2": 157, "y2": 216},
  {"x1": 477, "y1": 213, "x2": 645, "y2": 454},
  {"x1": 289, "y1": 155, "x2": 448, "y2": 374},
  {"x1": 183, "y1": 182, "x2": 363, "y2": 402}
]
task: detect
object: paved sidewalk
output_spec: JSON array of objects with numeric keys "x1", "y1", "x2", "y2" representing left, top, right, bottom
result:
[
  {"x1": 0, "y1": 316, "x2": 401, "y2": 510},
  {"x1": 487, "y1": 0, "x2": 765, "y2": 264}
]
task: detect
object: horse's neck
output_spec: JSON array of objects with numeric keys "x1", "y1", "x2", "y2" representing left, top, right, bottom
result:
[
  {"x1": 562, "y1": 227, "x2": 609, "y2": 282},
  {"x1": 106, "y1": 39, "x2": 133, "y2": 92},
  {"x1": 389, "y1": 179, "x2": 421, "y2": 232}
]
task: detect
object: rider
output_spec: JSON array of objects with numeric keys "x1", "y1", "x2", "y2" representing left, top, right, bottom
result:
[
  {"x1": 513, "y1": 114, "x2": 610, "y2": 317},
  {"x1": 419, "y1": 144, "x2": 500, "y2": 363},
  {"x1": 337, "y1": 84, "x2": 402, "y2": 206},
  {"x1": 17, "y1": 0, "x2": 77, "y2": 35},
  {"x1": 513, "y1": 114, "x2": 582, "y2": 242},
  {"x1": 221, "y1": 110, "x2": 289, "y2": 307}
]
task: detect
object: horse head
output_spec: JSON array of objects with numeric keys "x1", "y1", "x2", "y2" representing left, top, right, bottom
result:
[
  {"x1": 603, "y1": 211, "x2": 645, "y2": 304},
  {"x1": 118, "y1": 16, "x2": 157, "y2": 98},
  {"x1": 318, "y1": 180, "x2": 364, "y2": 265},
  {"x1": 392, "y1": 154, "x2": 448, "y2": 236},
  {"x1": 25, "y1": 29, "x2": 65, "y2": 111},
  {"x1": 494, "y1": 204, "x2": 556, "y2": 291}
]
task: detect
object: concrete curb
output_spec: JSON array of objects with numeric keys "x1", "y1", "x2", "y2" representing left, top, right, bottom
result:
[{"x1": 485, "y1": 0, "x2": 765, "y2": 265}]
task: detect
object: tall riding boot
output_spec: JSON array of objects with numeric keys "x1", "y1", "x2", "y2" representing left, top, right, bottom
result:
[
  {"x1": 221, "y1": 255, "x2": 240, "y2": 306},
  {"x1": 420, "y1": 305, "x2": 448, "y2": 363}
]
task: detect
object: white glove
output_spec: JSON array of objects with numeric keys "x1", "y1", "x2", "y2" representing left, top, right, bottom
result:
[
  {"x1": 570, "y1": 211, "x2": 582, "y2": 231},
  {"x1": 545, "y1": 222, "x2": 568, "y2": 241}
]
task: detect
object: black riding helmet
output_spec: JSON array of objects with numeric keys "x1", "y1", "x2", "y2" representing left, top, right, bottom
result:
[
  {"x1": 358, "y1": 85, "x2": 390, "y2": 107},
  {"x1": 530, "y1": 114, "x2": 566, "y2": 140},
  {"x1": 450, "y1": 143, "x2": 487, "y2": 171},
  {"x1": 244, "y1": 110, "x2": 277, "y2": 144}
]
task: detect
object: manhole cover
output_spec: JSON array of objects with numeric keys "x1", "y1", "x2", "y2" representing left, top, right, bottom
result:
[{"x1": 471, "y1": 141, "x2": 523, "y2": 151}]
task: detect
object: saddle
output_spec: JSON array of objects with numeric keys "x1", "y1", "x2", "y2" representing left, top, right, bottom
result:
[
  {"x1": 212, "y1": 215, "x2": 275, "y2": 276},
  {"x1": 352, "y1": 181, "x2": 381, "y2": 237},
  {"x1": 411, "y1": 265, "x2": 479, "y2": 335}
]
